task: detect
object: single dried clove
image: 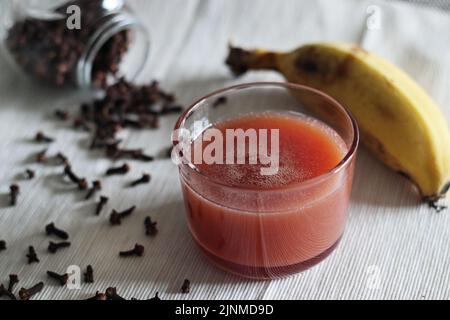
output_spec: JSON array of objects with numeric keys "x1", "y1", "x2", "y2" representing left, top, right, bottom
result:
[
  {"x1": 55, "y1": 109, "x2": 69, "y2": 120},
  {"x1": 85, "y1": 180, "x2": 102, "y2": 200},
  {"x1": 9, "y1": 184, "x2": 20, "y2": 206},
  {"x1": 73, "y1": 117, "x2": 91, "y2": 131},
  {"x1": 106, "y1": 163, "x2": 130, "y2": 176},
  {"x1": 96, "y1": 196, "x2": 109, "y2": 215},
  {"x1": 144, "y1": 216, "x2": 158, "y2": 237},
  {"x1": 105, "y1": 287, "x2": 126, "y2": 300},
  {"x1": 181, "y1": 279, "x2": 191, "y2": 294},
  {"x1": 47, "y1": 271, "x2": 69, "y2": 286},
  {"x1": 8, "y1": 274, "x2": 19, "y2": 293},
  {"x1": 107, "y1": 147, "x2": 154, "y2": 162},
  {"x1": 84, "y1": 265, "x2": 94, "y2": 283},
  {"x1": 119, "y1": 244, "x2": 144, "y2": 257},
  {"x1": 18, "y1": 282, "x2": 44, "y2": 300},
  {"x1": 0, "y1": 284, "x2": 16, "y2": 300},
  {"x1": 149, "y1": 292, "x2": 161, "y2": 301},
  {"x1": 35, "y1": 131, "x2": 54, "y2": 143},
  {"x1": 130, "y1": 174, "x2": 151, "y2": 187},
  {"x1": 36, "y1": 149, "x2": 48, "y2": 163},
  {"x1": 64, "y1": 165, "x2": 88, "y2": 190},
  {"x1": 0, "y1": 240, "x2": 6, "y2": 252},
  {"x1": 160, "y1": 104, "x2": 184, "y2": 115},
  {"x1": 45, "y1": 223, "x2": 69, "y2": 240},
  {"x1": 26, "y1": 246, "x2": 39, "y2": 264},
  {"x1": 25, "y1": 169, "x2": 36, "y2": 179},
  {"x1": 110, "y1": 206, "x2": 136, "y2": 225},
  {"x1": 213, "y1": 96, "x2": 228, "y2": 108},
  {"x1": 48, "y1": 241, "x2": 71, "y2": 254},
  {"x1": 56, "y1": 152, "x2": 70, "y2": 166}
]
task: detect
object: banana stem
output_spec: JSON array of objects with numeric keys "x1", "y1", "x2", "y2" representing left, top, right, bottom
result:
[{"x1": 226, "y1": 45, "x2": 278, "y2": 76}]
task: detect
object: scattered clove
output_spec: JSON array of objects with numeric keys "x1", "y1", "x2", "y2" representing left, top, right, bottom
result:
[
  {"x1": 84, "y1": 265, "x2": 94, "y2": 284},
  {"x1": 0, "y1": 284, "x2": 16, "y2": 300},
  {"x1": 96, "y1": 196, "x2": 109, "y2": 215},
  {"x1": 47, "y1": 271, "x2": 69, "y2": 286},
  {"x1": 25, "y1": 169, "x2": 35, "y2": 179},
  {"x1": 90, "y1": 137, "x2": 122, "y2": 150},
  {"x1": 105, "y1": 287, "x2": 126, "y2": 300},
  {"x1": 107, "y1": 147, "x2": 154, "y2": 162},
  {"x1": 106, "y1": 163, "x2": 130, "y2": 176},
  {"x1": 130, "y1": 174, "x2": 151, "y2": 187},
  {"x1": 0, "y1": 240, "x2": 6, "y2": 252},
  {"x1": 144, "y1": 216, "x2": 158, "y2": 236},
  {"x1": 55, "y1": 109, "x2": 69, "y2": 120},
  {"x1": 18, "y1": 282, "x2": 44, "y2": 300},
  {"x1": 73, "y1": 117, "x2": 91, "y2": 131},
  {"x1": 64, "y1": 165, "x2": 88, "y2": 190},
  {"x1": 85, "y1": 180, "x2": 102, "y2": 200},
  {"x1": 56, "y1": 152, "x2": 70, "y2": 166},
  {"x1": 9, "y1": 184, "x2": 20, "y2": 206},
  {"x1": 119, "y1": 244, "x2": 144, "y2": 257},
  {"x1": 48, "y1": 241, "x2": 71, "y2": 254},
  {"x1": 110, "y1": 206, "x2": 136, "y2": 225},
  {"x1": 149, "y1": 292, "x2": 161, "y2": 301},
  {"x1": 8, "y1": 274, "x2": 19, "y2": 293},
  {"x1": 160, "y1": 104, "x2": 184, "y2": 115},
  {"x1": 26, "y1": 246, "x2": 39, "y2": 264},
  {"x1": 36, "y1": 149, "x2": 48, "y2": 163},
  {"x1": 181, "y1": 279, "x2": 191, "y2": 294},
  {"x1": 35, "y1": 131, "x2": 54, "y2": 143},
  {"x1": 213, "y1": 96, "x2": 228, "y2": 108},
  {"x1": 45, "y1": 223, "x2": 69, "y2": 240}
]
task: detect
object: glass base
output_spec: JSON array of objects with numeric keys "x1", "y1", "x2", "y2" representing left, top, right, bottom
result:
[{"x1": 196, "y1": 237, "x2": 342, "y2": 280}]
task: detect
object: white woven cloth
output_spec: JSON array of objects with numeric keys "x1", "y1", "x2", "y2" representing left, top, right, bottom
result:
[{"x1": 0, "y1": 0, "x2": 449, "y2": 300}]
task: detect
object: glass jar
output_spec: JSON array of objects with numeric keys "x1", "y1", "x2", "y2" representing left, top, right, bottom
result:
[{"x1": 0, "y1": 0, "x2": 150, "y2": 89}]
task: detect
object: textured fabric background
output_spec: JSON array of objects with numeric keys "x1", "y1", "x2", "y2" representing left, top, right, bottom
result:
[{"x1": 0, "y1": 0, "x2": 449, "y2": 300}]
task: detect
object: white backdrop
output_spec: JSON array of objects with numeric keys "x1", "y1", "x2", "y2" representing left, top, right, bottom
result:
[{"x1": 0, "y1": 0, "x2": 449, "y2": 300}]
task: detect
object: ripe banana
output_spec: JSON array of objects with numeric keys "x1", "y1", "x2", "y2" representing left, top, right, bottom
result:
[{"x1": 226, "y1": 43, "x2": 450, "y2": 201}]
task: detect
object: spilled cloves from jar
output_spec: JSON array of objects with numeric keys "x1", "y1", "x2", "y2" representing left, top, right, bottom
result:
[
  {"x1": 18, "y1": 282, "x2": 44, "y2": 300},
  {"x1": 119, "y1": 244, "x2": 144, "y2": 257},
  {"x1": 85, "y1": 180, "x2": 102, "y2": 200},
  {"x1": 144, "y1": 216, "x2": 158, "y2": 236},
  {"x1": 45, "y1": 223, "x2": 69, "y2": 240},
  {"x1": 48, "y1": 241, "x2": 71, "y2": 254},
  {"x1": 35, "y1": 131, "x2": 54, "y2": 143},
  {"x1": 84, "y1": 265, "x2": 94, "y2": 284},
  {"x1": 96, "y1": 196, "x2": 109, "y2": 215},
  {"x1": 26, "y1": 246, "x2": 39, "y2": 264},
  {"x1": 47, "y1": 271, "x2": 69, "y2": 286},
  {"x1": 110, "y1": 206, "x2": 136, "y2": 226},
  {"x1": 130, "y1": 174, "x2": 151, "y2": 187},
  {"x1": 25, "y1": 169, "x2": 35, "y2": 180},
  {"x1": 9, "y1": 184, "x2": 20, "y2": 206}
]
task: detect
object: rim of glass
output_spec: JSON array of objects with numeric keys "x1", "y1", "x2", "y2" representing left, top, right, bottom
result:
[{"x1": 174, "y1": 82, "x2": 359, "y2": 192}]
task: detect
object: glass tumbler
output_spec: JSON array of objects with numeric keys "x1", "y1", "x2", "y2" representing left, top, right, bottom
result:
[{"x1": 174, "y1": 82, "x2": 359, "y2": 279}]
